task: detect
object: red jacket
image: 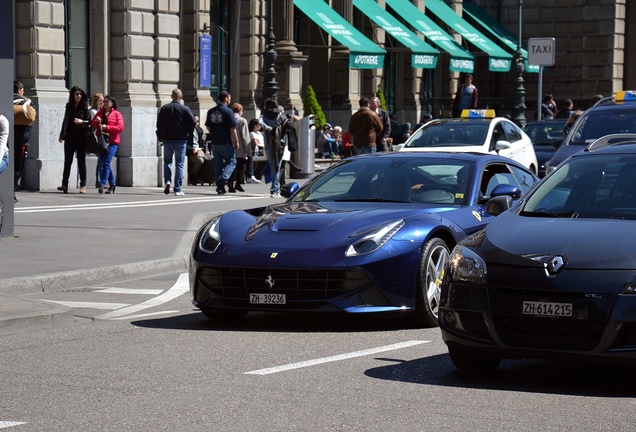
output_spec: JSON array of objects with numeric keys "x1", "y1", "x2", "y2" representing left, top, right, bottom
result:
[{"x1": 91, "y1": 108, "x2": 124, "y2": 145}]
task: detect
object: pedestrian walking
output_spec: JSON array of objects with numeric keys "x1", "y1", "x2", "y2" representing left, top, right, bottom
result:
[
  {"x1": 89, "y1": 92, "x2": 105, "y2": 188},
  {"x1": 13, "y1": 80, "x2": 36, "y2": 193},
  {"x1": 369, "y1": 96, "x2": 391, "y2": 151},
  {"x1": 205, "y1": 91, "x2": 239, "y2": 195},
  {"x1": 92, "y1": 95, "x2": 124, "y2": 195},
  {"x1": 348, "y1": 97, "x2": 383, "y2": 155},
  {"x1": 58, "y1": 86, "x2": 91, "y2": 194},
  {"x1": 156, "y1": 88, "x2": 196, "y2": 196},
  {"x1": 228, "y1": 102, "x2": 250, "y2": 193}
]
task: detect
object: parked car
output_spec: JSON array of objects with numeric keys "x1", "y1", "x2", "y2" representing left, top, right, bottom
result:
[
  {"x1": 440, "y1": 134, "x2": 636, "y2": 370},
  {"x1": 189, "y1": 152, "x2": 538, "y2": 328},
  {"x1": 545, "y1": 90, "x2": 636, "y2": 175},
  {"x1": 523, "y1": 119, "x2": 566, "y2": 177},
  {"x1": 399, "y1": 110, "x2": 538, "y2": 175}
]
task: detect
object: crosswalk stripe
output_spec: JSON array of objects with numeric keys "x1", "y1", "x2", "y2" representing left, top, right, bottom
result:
[{"x1": 43, "y1": 300, "x2": 129, "y2": 310}]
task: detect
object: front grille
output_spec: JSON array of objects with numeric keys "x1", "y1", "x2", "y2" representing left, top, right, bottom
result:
[
  {"x1": 197, "y1": 267, "x2": 372, "y2": 301},
  {"x1": 490, "y1": 288, "x2": 610, "y2": 352}
]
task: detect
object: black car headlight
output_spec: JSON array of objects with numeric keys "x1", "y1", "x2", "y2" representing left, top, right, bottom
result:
[
  {"x1": 449, "y1": 245, "x2": 487, "y2": 285},
  {"x1": 200, "y1": 217, "x2": 221, "y2": 253},
  {"x1": 345, "y1": 219, "x2": 405, "y2": 257}
]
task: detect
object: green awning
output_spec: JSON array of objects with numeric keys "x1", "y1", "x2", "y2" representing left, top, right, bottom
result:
[
  {"x1": 385, "y1": 0, "x2": 474, "y2": 73},
  {"x1": 294, "y1": 0, "x2": 385, "y2": 69},
  {"x1": 353, "y1": 0, "x2": 439, "y2": 69},
  {"x1": 425, "y1": 0, "x2": 513, "y2": 72},
  {"x1": 462, "y1": 1, "x2": 539, "y2": 73}
]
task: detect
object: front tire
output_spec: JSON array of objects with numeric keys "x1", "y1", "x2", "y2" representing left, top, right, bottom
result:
[{"x1": 411, "y1": 237, "x2": 450, "y2": 328}]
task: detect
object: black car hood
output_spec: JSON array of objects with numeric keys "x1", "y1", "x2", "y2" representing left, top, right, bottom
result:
[{"x1": 480, "y1": 211, "x2": 636, "y2": 270}]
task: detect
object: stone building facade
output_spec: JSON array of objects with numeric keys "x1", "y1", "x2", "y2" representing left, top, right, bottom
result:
[{"x1": 13, "y1": 0, "x2": 634, "y2": 191}]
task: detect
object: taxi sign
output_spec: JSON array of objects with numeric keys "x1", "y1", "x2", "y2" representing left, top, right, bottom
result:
[
  {"x1": 460, "y1": 109, "x2": 496, "y2": 119},
  {"x1": 615, "y1": 91, "x2": 636, "y2": 102}
]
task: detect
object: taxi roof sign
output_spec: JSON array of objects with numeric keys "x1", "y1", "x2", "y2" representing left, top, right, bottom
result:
[
  {"x1": 615, "y1": 91, "x2": 636, "y2": 102},
  {"x1": 460, "y1": 109, "x2": 496, "y2": 119}
]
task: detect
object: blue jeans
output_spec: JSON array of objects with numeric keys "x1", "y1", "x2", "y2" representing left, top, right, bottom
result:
[
  {"x1": 211, "y1": 144, "x2": 236, "y2": 185},
  {"x1": 265, "y1": 146, "x2": 282, "y2": 194},
  {"x1": 353, "y1": 146, "x2": 377, "y2": 155},
  {"x1": 100, "y1": 144, "x2": 117, "y2": 188},
  {"x1": 0, "y1": 152, "x2": 8, "y2": 175},
  {"x1": 163, "y1": 140, "x2": 187, "y2": 192}
]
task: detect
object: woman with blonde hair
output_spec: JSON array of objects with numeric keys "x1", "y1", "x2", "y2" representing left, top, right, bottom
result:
[{"x1": 89, "y1": 93, "x2": 104, "y2": 188}]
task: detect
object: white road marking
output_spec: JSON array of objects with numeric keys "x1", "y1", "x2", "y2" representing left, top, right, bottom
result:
[
  {"x1": 0, "y1": 422, "x2": 26, "y2": 429},
  {"x1": 43, "y1": 300, "x2": 129, "y2": 310},
  {"x1": 96, "y1": 273, "x2": 189, "y2": 320},
  {"x1": 15, "y1": 195, "x2": 260, "y2": 213},
  {"x1": 244, "y1": 340, "x2": 430, "y2": 375},
  {"x1": 96, "y1": 288, "x2": 164, "y2": 295},
  {"x1": 111, "y1": 310, "x2": 180, "y2": 321}
]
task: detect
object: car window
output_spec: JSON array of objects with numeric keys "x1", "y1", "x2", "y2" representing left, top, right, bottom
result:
[
  {"x1": 501, "y1": 121, "x2": 522, "y2": 143},
  {"x1": 405, "y1": 122, "x2": 488, "y2": 147},
  {"x1": 489, "y1": 124, "x2": 505, "y2": 151},
  {"x1": 479, "y1": 163, "x2": 528, "y2": 198},
  {"x1": 297, "y1": 157, "x2": 478, "y2": 205},
  {"x1": 509, "y1": 165, "x2": 538, "y2": 194},
  {"x1": 568, "y1": 108, "x2": 636, "y2": 146},
  {"x1": 522, "y1": 155, "x2": 636, "y2": 219}
]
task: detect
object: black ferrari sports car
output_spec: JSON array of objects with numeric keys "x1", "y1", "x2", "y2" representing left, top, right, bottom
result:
[
  {"x1": 190, "y1": 151, "x2": 538, "y2": 327},
  {"x1": 440, "y1": 134, "x2": 636, "y2": 369}
]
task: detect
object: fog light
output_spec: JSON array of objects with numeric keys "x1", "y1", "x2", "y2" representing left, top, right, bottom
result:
[{"x1": 444, "y1": 311, "x2": 457, "y2": 326}]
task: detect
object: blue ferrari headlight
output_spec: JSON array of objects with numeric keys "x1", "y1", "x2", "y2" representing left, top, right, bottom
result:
[
  {"x1": 449, "y1": 245, "x2": 487, "y2": 284},
  {"x1": 345, "y1": 219, "x2": 405, "y2": 257},
  {"x1": 200, "y1": 217, "x2": 221, "y2": 253}
]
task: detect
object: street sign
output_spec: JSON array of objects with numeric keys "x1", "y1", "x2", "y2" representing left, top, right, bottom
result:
[{"x1": 528, "y1": 37, "x2": 555, "y2": 66}]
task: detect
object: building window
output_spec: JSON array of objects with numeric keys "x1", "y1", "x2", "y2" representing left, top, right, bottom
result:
[{"x1": 66, "y1": 0, "x2": 90, "y2": 92}]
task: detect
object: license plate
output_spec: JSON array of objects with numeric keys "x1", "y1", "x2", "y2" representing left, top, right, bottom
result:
[
  {"x1": 250, "y1": 293, "x2": 286, "y2": 304},
  {"x1": 523, "y1": 301, "x2": 572, "y2": 317}
]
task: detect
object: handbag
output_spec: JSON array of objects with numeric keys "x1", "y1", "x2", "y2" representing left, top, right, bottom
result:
[{"x1": 85, "y1": 127, "x2": 108, "y2": 154}]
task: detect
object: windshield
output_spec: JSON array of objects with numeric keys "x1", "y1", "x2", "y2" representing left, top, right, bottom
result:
[
  {"x1": 522, "y1": 154, "x2": 636, "y2": 220},
  {"x1": 293, "y1": 157, "x2": 475, "y2": 205},
  {"x1": 524, "y1": 122, "x2": 565, "y2": 145},
  {"x1": 404, "y1": 122, "x2": 488, "y2": 148},
  {"x1": 567, "y1": 108, "x2": 636, "y2": 146}
]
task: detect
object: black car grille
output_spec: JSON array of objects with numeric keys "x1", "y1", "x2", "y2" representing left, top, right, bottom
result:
[
  {"x1": 197, "y1": 267, "x2": 372, "y2": 300},
  {"x1": 490, "y1": 288, "x2": 610, "y2": 352}
]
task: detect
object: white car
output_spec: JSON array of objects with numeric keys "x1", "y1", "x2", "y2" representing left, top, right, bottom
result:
[{"x1": 398, "y1": 110, "x2": 538, "y2": 175}]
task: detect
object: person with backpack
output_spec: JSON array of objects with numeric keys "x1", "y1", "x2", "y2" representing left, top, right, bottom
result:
[
  {"x1": 13, "y1": 80, "x2": 36, "y2": 193},
  {"x1": 259, "y1": 98, "x2": 289, "y2": 198}
]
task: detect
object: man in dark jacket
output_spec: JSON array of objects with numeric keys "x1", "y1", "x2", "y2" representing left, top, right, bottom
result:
[
  {"x1": 13, "y1": 80, "x2": 36, "y2": 193},
  {"x1": 348, "y1": 97, "x2": 383, "y2": 155},
  {"x1": 156, "y1": 88, "x2": 196, "y2": 196},
  {"x1": 369, "y1": 96, "x2": 391, "y2": 151}
]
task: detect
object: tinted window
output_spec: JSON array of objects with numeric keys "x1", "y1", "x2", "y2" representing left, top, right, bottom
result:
[{"x1": 567, "y1": 108, "x2": 636, "y2": 146}]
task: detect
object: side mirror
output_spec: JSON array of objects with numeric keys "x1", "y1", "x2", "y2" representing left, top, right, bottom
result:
[
  {"x1": 495, "y1": 140, "x2": 512, "y2": 151},
  {"x1": 490, "y1": 183, "x2": 521, "y2": 200},
  {"x1": 280, "y1": 182, "x2": 300, "y2": 198},
  {"x1": 486, "y1": 195, "x2": 513, "y2": 216}
]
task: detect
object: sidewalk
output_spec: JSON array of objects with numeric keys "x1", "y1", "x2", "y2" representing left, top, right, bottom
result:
[{"x1": 0, "y1": 178, "x2": 283, "y2": 334}]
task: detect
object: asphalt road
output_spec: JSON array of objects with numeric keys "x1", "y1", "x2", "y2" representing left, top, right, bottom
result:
[
  {"x1": 2, "y1": 271, "x2": 635, "y2": 431},
  {"x1": 2, "y1": 185, "x2": 635, "y2": 430}
]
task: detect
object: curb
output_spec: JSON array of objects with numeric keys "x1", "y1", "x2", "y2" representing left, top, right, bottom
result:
[
  {"x1": 0, "y1": 257, "x2": 188, "y2": 295},
  {"x1": 0, "y1": 294, "x2": 75, "y2": 336}
]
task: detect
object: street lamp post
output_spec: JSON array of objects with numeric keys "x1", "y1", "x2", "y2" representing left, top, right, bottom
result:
[
  {"x1": 262, "y1": 0, "x2": 278, "y2": 102},
  {"x1": 512, "y1": 0, "x2": 526, "y2": 128}
]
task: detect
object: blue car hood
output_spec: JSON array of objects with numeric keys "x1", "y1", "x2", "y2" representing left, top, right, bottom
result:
[
  {"x1": 222, "y1": 201, "x2": 468, "y2": 246},
  {"x1": 481, "y1": 211, "x2": 636, "y2": 270}
]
